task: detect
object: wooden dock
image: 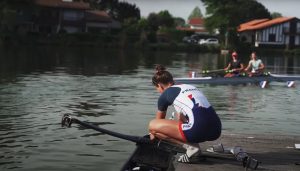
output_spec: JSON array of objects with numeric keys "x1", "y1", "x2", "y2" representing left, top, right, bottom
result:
[{"x1": 174, "y1": 133, "x2": 300, "y2": 171}]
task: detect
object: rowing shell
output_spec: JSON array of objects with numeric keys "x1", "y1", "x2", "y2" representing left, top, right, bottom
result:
[
  {"x1": 121, "y1": 136, "x2": 185, "y2": 171},
  {"x1": 174, "y1": 73, "x2": 300, "y2": 85}
]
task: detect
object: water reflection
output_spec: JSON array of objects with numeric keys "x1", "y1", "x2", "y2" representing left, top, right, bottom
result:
[
  {"x1": 0, "y1": 47, "x2": 299, "y2": 171},
  {"x1": 1, "y1": 47, "x2": 299, "y2": 82},
  {"x1": 259, "y1": 54, "x2": 300, "y2": 74}
]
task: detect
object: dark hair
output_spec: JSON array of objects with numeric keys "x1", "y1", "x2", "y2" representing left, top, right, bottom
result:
[{"x1": 152, "y1": 64, "x2": 174, "y2": 86}]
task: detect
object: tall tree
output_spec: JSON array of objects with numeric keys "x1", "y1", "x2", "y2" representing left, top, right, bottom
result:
[
  {"x1": 188, "y1": 6, "x2": 203, "y2": 20},
  {"x1": 146, "y1": 10, "x2": 175, "y2": 31},
  {"x1": 201, "y1": 0, "x2": 271, "y2": 46},
  {"x1": 95, "y1": 0, "x2": 140, "y2": 22},
  {"x1": 174, "y1": 17, "x2": 186, "y2": 26},
  {"x1": 271, "y1": 12, "x2": 282, "y2": 19},
  {"x1": 147, "y1": 12, "x2": 160, "y2": 32},
  {"x1": 157, "y1": 10, "x2": 174, "y2": 28}
]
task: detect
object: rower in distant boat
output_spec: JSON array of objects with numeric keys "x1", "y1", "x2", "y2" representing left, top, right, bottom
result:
[
  {"x1": 149, "y1": 64, "x2": 222, "y2": 163},
  {"x1": 224, "y1": 51, "x2": 244, "y2": 77},
  {"x1": 244, "y1": 52, "x2": 265, "y2": 77}
]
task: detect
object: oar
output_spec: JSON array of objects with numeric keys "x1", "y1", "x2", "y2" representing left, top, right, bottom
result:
[
  {"x1": 202, "y1": 69, "x2": 225, "y2": 74},
  {"x1": 257, "y1": 72, "x2": 296, "y2": 88},
  {"x1": 61, "y1": 114, "x2": 151, "y2": 144},
  {"x1": 242, "y1": 72, "x2": 269, "y2": 88},
  {"x1": 61, "y1": 114, "x2": 188, "y2": 171},
  {"x1": 61, "y1": 114, "x2": 186, "y2": 151},
  {"x1": 268, "y1": 72, "x2": 297, "y2": 88}
]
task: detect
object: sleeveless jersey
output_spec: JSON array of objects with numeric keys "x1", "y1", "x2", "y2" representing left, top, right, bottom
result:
[
  {"x1": 157, "y1": 84, "x2": 211, "y2": 130},
  {"x1": 157, "y1": 84, "x2": 221, "y2": 142},
  {"x1": 249, "y1": 59, "x2": 262, "y2": 71}
]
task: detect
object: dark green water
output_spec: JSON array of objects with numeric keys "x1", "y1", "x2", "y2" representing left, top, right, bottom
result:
[{"x1": 0, "y1": 47, "x2": 299, "y2": 170}]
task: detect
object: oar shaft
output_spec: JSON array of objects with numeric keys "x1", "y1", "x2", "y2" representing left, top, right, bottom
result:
[
  {"x1": 202, "y1": 69, "x2": 224, "y2": 73},
  {"x1": 71, "y1": 118, "x2": 151, "y2": 144},
  {"x1": 73, "y1": 118, "x2": 185, "y2": 151}
]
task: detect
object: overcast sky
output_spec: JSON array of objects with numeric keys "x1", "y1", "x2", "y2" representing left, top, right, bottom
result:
[{"x1": 121, "y1": 0, "x2": 300, "y2": 21}]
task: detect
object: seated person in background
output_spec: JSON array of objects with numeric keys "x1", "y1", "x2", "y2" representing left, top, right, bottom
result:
[
  {"x1": 224, "y1": 51, "x2": 244, "y2": 77},
  {"x1": 244, "y1": 52, "x2": 265, "y2": 77}
]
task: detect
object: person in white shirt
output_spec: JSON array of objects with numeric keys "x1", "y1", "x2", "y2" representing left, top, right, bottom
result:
[{"x1": 244, "y1": 52, "x2": 265, "y2": 77}]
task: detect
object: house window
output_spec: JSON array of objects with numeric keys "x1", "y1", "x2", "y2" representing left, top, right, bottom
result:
[
  {"x1": 283, "y1": 27, "x2": 289, "y2": 33},
  {"x1": 269, "y1": 34, "x2": 276, "y2": 42},
  {"x1": 63, "y1": 11, "x2": 84, "y2": 21}
]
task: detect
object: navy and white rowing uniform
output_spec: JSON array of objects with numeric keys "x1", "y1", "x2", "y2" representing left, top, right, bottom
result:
[{"x1": 157, "y1": 84, "x2": 221, "y2": 143}]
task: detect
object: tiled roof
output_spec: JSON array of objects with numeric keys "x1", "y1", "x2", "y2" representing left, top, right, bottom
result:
[
  {"x1": 176, "y1": 26, "x2": 207, "y2": 33},
  {"x1": 188, "y1": 17, "x2": 204, "y2": 26},
  {"x1": 238, "y1": 17, "x2": 295, "y2": 32},
  {"x1": 86, "y1": 10, "x2": 111, "y2": 22},
  {"x1": 238, "y1": 18, "x2": 269, "y2": 31},
  {"x1": 34, "y1": 0, "x2": 90, "y2": 10}
]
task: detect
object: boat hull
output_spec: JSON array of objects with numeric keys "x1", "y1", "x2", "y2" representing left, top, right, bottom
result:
[
  {"x1": 174, "y1": 74, "x2": 300, "y2": 85},
  {"x1": 120, "y1": 137, "x2": 184, "y2": 171}
]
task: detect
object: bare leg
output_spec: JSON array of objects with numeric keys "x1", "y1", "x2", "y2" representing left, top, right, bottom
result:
[
  {"x1": 148, "y1": 118, "x2": 185, "y2": 142},
  {"x1": 149, "y1": 119, "x2": 201, "y2": 163}
]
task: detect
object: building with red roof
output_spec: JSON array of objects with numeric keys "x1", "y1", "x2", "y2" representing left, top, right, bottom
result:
[
  {"x1": 238, "y1": 17, "x2": 300, "y2": 48},
  {"x1": 15, "y1": 0, "x2": 120, "y2": 34},
  {"x1": 177, "y1": 17, "x2": 209, "y2": 34},
  {"x1": 35, "y1": 0, "x2": 90, "y2": 10},
  {"x1": 189, "y1": 18, "x2": 205, "y2": 29}
]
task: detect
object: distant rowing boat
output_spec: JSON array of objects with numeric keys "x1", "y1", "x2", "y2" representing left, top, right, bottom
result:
[{"x1": 174, "y1": 73, "x2": 300, "y2": 86}]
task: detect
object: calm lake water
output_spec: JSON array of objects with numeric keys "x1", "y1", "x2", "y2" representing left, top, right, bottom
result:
[{"x1": 0, "y1": 47, "x2": 299, "y2": 171}]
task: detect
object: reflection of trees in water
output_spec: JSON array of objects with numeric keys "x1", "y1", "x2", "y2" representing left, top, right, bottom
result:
[
  {"x1": 255, "y1": 55, "x2": 300, "y2": 74},
  {"x1": 1, "y1": 48, "x2": 300, "y2": 83},
  {"x1": 0, "y1": 47, "x2": 142, "y2": 80},
  {"x1": 186, "y1": 53, "x2": 221, "y2": 72}
]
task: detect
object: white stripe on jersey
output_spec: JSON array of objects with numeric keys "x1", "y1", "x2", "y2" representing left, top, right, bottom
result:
[{"x1": 172, "y1": 84, "x2": 211, "y2": 130}]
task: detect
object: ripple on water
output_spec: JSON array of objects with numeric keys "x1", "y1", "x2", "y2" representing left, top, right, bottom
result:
[{"x1": 0, "y1": 60, "x2": 299, "y2": 171}]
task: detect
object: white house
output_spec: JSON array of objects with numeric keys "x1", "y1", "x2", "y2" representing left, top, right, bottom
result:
[
  {"x1": 177, "y1": 17, "x2": 209, "y2": 34},
  {"x1": 238, "y1": 17, "x2": 300, "y2": 49}
]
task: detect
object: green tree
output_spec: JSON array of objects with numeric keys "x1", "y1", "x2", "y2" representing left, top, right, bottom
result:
[
  {"x1": 188, "y1": 6, "x2": 203, "y2": 20},
  {"x1": 174, "y1": 17, "x2": 186, "y2": 26},
  {"x1": 95, "y1": 0, "x2": 140, "y2": 22},
  {"x1": 137, "y1": 17, "x2": 149, "y2": 31},
  {"x1": 144, "y1": 10, "x2": 176, "y2": 43},
  {"x1": 157, "y1": 10, "x2": 174, "y2": 28},
  {"x1": 146, "y1": 10, "x2": 175, "y2": 31},
  {"x1": 201, "y1": 0, "x2": 271, "y2": 47},
  {"x1": 115, "y1": 1, "x2": 140, "y2": 22},
  {"x1": 147, "y1": 12, "x2": 160, "y2": 32},
  {"x1": 271, "y1": 12, "x2": 282, "y2": 19}
]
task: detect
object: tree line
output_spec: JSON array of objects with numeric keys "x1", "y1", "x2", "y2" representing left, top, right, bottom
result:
[{"x1": 0, "y1": 0, "x2": 283, "y2": 49}]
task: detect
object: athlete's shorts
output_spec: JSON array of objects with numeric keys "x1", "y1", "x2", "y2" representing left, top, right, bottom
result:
[{"x1": 179, "y1": 106, "x2": 222, "y2": 143}]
